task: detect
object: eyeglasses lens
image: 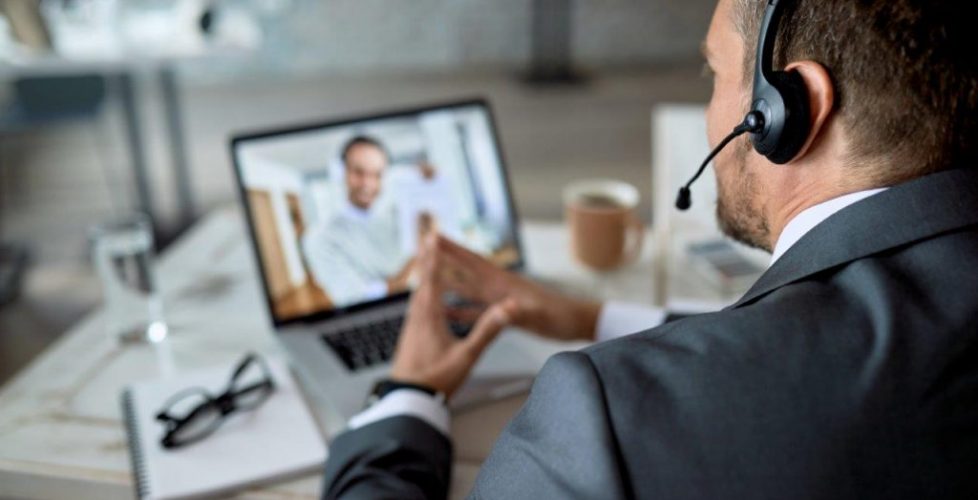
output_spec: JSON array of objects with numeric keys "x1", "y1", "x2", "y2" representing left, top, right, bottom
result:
[
  {"x1": 166, "y1": 391, "x2": 223, "y2": 446},
  {"x1": 230, "y1": 357, "x2": 273, "y2": 410}
]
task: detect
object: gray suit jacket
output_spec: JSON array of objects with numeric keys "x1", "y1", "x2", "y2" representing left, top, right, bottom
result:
[{"x1": 322, "y1": 167, "x2": 978, "y2": 499}]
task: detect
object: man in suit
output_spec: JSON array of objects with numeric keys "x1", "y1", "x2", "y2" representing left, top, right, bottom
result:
[{"x1": 322, "y1": 0, "x2": 978, "y2": 498}]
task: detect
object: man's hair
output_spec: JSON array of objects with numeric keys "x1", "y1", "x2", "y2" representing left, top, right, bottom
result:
[
  {"x1": 733, "y1": 0, "x2": 978, "y2": 184},
  {"x1": 340, "y1": 135, "x2": 388, "y2": 165}
]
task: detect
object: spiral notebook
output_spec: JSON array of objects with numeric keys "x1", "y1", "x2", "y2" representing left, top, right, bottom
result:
[{"x1": 120, "y1": 358, "x2": 328, "y2": 499}]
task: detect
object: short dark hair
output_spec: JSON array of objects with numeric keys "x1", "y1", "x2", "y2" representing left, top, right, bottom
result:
[
  {"x1": 733, "y1": 0, "x2": 978, "y2": 184},
  {"x1": 340, "y1": 135, "x2": 388, "y2": 165}
]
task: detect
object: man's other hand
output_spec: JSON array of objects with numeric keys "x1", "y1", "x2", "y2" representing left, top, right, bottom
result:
[
  {"x1": 390, "y1": 235, "x2": 519, "y2": 397},
  {"x1": 434, "y1": 236, "x2": 602, "y2": 342},
  {"x1": 418, "y1": 161, "x2": 437, "y2": 180},
  {"x1": 386, "y1": 258, "x2": 417, "y2": 294}
]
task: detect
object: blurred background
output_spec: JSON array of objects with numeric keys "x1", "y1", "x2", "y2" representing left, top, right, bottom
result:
[{"x1": 0, "y1": 0, "x2": 714, "y2": 383}]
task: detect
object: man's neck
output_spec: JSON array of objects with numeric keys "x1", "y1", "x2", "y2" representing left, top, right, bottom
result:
[
  {"x1": 766, "y1": 173, "x2": 878, "y2": 251},
  {"x1": 768, "y1": 190, "x2": 823, "y2": 249},
  {"x1": 768, "y1": 187, "x2": 890, "y2": 264}
]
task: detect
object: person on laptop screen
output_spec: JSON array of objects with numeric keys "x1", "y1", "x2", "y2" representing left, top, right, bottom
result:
[{"x1": 302, "y1": 135, "x2": 432, "y2": 307}]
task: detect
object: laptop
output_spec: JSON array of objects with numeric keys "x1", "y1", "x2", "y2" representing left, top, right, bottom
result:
[{"x1": 230, "y1": 99, "x2": 561, "y2": 421}]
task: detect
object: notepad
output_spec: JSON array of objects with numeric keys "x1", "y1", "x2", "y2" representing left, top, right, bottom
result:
[{"x1": 121, "y1": 358, "x2": 327, "y2": 499}]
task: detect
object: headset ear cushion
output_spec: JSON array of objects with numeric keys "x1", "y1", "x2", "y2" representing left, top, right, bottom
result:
[{"x1": 767, "y1": 71, "x2": 811, "y2": 164}]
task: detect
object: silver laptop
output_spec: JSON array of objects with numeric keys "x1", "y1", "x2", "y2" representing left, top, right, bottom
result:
[{"x1": 230, "y1": 99, "x2": 559, "y2": 421}]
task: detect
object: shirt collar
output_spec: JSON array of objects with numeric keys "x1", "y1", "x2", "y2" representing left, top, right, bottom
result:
[
  {"x1": 770, "y1": 187, "x2": 889, "y2": 265},
  {"x1": 343, "y1": 198, "x2": 373, "y2": 221}
]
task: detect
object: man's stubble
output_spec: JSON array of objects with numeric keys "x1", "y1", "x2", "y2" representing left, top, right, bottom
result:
[{"x1": 715, "y1": 137, "x2": 773, "y2": 252}]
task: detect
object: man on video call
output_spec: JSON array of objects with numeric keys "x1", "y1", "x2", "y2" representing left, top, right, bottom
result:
[
  {"x1": 303, "y1": 136, "x2": 425, "y2": 307},
  {"x1": 322, "y1": 0, "x2": 978, "y2": 498}
]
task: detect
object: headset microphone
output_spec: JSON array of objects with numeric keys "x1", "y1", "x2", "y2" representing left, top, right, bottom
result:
[
  {"x1": 675, "y1": 0, "x2": 810, "y2": 212},
  {"x1": 675, "y1": 112, "x2": 764, "y2": 211}
]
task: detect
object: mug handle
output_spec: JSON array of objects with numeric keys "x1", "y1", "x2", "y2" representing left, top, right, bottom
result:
[{"x1": 623, "y1": 213, "x2": 646, "y2": 265}]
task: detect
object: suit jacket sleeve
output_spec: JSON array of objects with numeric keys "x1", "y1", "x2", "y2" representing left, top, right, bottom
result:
[
  {"x1": 321, "y1": 415, "x2": 453, "y2": 500},
  {"x1": 471, "y1": 351, "x2": 629, "y2": 499}
]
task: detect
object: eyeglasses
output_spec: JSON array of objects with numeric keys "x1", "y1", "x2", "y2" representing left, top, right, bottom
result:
[{"x1": 156, "y1": 353, "x2": 275, "y2": 449}]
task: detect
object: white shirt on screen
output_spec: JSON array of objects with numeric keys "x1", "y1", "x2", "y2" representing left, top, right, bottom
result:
[
  {"x1": 303, "y1": 201, "x2": 408, "y2": 307},
  {"x1": 347, "y1": 187, "x2": 890, "y2": 436}
]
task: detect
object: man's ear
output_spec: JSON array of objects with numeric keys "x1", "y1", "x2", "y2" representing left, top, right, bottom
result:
[{"x1": 785, "y1": 61, "x2": 835, "y2": 160}]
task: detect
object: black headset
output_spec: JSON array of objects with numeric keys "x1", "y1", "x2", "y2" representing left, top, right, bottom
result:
[{"x1": 676, "y1": 0, "x2": 811, "y2": 211}]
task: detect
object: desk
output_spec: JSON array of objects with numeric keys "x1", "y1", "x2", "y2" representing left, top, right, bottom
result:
[{"x1": 0, "y1": 208, "x2": 664, "y2": 499}]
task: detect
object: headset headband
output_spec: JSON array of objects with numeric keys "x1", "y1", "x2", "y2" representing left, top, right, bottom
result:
[{"x1": 755, "y1": 0, "x2": 785, "y2": 100}]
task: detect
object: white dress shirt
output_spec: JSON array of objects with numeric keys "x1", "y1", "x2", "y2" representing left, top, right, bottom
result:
[
  {"x1": 303, "y1": 201, "x2": 407, "y2": 307},
  {"x1": 769, "y1": 188, "x2": 888, "y2": 264},
  {"x1": 347, "y1": 187, "x2": 889, "y2": 435}
]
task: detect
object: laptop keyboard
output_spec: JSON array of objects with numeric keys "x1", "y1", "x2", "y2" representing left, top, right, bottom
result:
[{"x1": 322, "y1": 315, "x2": 472, "y2": 371}]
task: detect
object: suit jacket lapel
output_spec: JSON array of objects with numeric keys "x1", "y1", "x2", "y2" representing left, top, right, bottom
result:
[{"x1": 731, "y1": 167, "x2": 978, "y2": 308}]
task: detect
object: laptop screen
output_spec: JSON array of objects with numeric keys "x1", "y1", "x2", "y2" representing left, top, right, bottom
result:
[{"x1": 231, "y1": 100, "x2": 523, "y2": 326}]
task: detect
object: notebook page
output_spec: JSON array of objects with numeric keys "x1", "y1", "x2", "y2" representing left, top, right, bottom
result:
[{"x1": 127, "y1": 358, "x2": 327, "y2": 499}]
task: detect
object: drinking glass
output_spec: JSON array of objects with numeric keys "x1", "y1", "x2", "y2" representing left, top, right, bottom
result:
[{"x1": 90, "y1": 213, "x2": 167, "y2": 343}]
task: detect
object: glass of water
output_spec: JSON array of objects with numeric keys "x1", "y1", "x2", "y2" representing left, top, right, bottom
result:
[{"x1": 90, "y1": 213, "x2": 167, "y2": 343}]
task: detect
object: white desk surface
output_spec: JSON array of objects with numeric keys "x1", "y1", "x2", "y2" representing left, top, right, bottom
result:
[{"x1": 0, "y1": 208, "x2": 671, "y2": 500}]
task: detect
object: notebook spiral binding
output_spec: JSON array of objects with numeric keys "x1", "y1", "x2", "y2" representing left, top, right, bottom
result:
[{"x1": 122, "y1": 388, "x2": 151, "y2": 499}]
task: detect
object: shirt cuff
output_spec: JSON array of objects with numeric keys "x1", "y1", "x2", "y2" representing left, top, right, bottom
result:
[
  {"x1": 362, "y1": 280, "x2": 389, "y2": 301},
  {"x1": 347, "y1": 388, "x2": 450, "y2": 436},
  {"x1": 595, "y1": 301, "x2": 666, "y2": 343}
]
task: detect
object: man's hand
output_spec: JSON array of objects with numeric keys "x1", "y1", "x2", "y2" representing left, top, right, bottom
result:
[
  {"x1": 433, "y1": 236, "x2": 602, "y2": 342},
  {"x1": 386, "y1": 258, "x2": 417, "y2": 294},
  {"x1": 417, "y1": 211, "x2": 437, "y2": 242},
  {"x1": 418, "y1": 161, "x2": 437, "y2": 180},
  {"x1": 391, "y1": 235, "x2": 519, "y2": 397}
]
